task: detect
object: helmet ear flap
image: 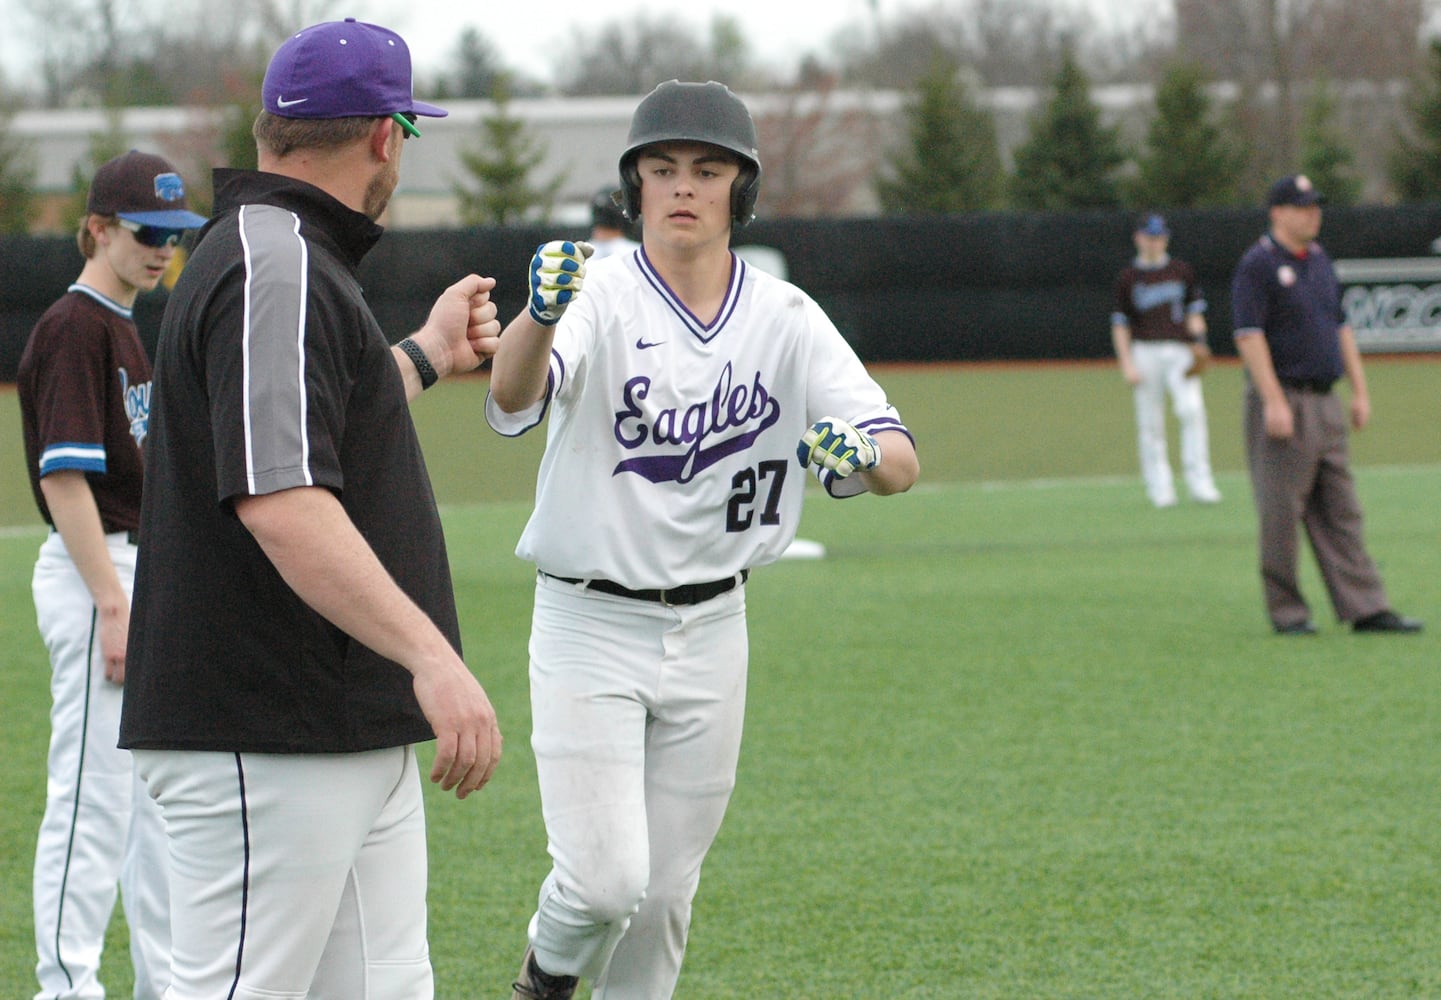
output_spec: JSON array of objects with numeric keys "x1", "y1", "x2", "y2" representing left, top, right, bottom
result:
[
  {"x1": 619, "y1": 157, "x2": 642, "y2": 221},
  {"x1": 732, "y1": 164, "x2": 760, "y2": 227}
]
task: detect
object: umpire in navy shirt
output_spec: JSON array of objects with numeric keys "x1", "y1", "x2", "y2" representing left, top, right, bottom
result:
[{"x1": 1231, "y1": 174, "x2": 1422, "y2": 635}]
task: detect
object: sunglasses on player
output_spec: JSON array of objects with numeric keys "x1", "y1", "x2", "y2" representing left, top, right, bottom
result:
[
  {"x1": 117, "y1": 218, "x2": 186, "y2": 248},
  {"x1": 391, "y1": 111, "x2": 420, "y2": 139}
]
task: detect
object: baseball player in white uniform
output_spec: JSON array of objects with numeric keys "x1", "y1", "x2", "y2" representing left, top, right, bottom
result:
[
  {"x1": 17, "y1": 150, "x2": 204, "y2": 1000},
  {"x1": 487, "y1": 80, "x2": 920, "y2": 1000}
]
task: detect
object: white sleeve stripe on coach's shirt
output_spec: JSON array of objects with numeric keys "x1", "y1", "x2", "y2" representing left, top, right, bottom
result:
[{"x1": 237, "y1": 205, "x2": 313, "y2": 495}]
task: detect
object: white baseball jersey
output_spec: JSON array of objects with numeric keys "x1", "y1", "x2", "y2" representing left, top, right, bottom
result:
[{"x1": 486, "y1": 248, "x2": 910, "y2": 589}]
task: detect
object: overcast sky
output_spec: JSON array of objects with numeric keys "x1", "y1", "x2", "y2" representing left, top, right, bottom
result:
[
  {"x1": 0, "y1": 0, "x2": 1158, "y2": 92},
  {"x1": 386, "y1": 0, "x2": 888, "y2": 81}
]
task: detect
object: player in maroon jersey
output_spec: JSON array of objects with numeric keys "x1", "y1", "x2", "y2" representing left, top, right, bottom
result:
[
  {"x1": 17, "y1": 149, "x2": 205, "y2": 1000},
  {"x1": 1111, "y1": 213, "x2": 1222, "y2": 508}
]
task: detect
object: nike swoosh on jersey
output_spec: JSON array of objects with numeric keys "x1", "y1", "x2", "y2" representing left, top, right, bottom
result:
[
  {"x1": 275, "y1": 96, "x2": 309, "y2": 108},
  {"x1": 635, "y1": 337, "x2": 665, "y2": 350}
]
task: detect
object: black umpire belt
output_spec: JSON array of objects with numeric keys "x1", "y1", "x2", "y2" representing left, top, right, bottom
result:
[
  {"x1": 1279, "y1": 377, "x2": 1335, "y2": 394},
  {"x1": 542, "y1": 570, "x2": 748, "y2": 606}
]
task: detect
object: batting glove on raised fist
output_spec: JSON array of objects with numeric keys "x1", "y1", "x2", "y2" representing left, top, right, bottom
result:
[
  {"x1": 796, "y1": 416, "x2": 881, "y2": 478},
  {"x1": 528, "y1": 240, "x2": 595, "y2": 326}
]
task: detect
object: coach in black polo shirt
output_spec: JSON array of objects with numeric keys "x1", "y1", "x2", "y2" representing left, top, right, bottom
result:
[
  {"x1": 1231, "y1": 174, "x2": 1421, "y2": 636},
  {"x1": 120, "y1": 18, "x2": 504, "y2": 997}
]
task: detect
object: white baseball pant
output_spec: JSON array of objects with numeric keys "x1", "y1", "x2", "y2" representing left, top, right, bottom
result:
[
  {"x1": 133, "y1": 745, "x2": 432, "y2": 1000},
  {"x1": 1130, "y1": 340, "x2": 1220, "y2": 506},
  {"x1": 525, "y1": 573, "x2": 748, "y2": 999},
  {"x1": 31, "y1": 530, "x2": 169, "y2": 1000}
]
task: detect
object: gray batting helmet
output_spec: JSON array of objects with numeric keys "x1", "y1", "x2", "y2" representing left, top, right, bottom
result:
[
  {"x1": 591, "y1": 184, "x2": 628, "y2": 230},
  {"x1": 618, "y1": 80, "x2": 762, "y2": 227}
]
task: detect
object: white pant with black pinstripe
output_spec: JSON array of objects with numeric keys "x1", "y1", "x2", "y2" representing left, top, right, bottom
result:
[
  {"x1": 31, "y1": 530, "x2": 169, "y2": 1000},
  {"x1": 133, "y1": 745, "x2": 432, "y2": 1000}
]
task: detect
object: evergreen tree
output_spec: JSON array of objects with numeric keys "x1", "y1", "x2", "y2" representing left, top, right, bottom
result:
[
  {"x1": 1389, "y1": 39, "x2": 1441, "y2": 202},
  {"x1": 64, "y1": 116, "x2": 131, "y2": 227},
  {"x1": 1129, "y1": 62, "x2": 1242, "y2": 208},
  {"x1": 1299, "y1": 79, "x2": 1361, "y2": 206},
  {"x1": 219, "y1": 99, "x2": 262, "y2": 173},
  {"x1": 0, "y1": 104, "x2": 36, "y2": 234},
  {"x1": 1009, "y1": 43, "x2": 1127, "y2": 211},
  {"x1": 452, "y1": 75, "x2": 566, "y2": 226},
  {"x1": 874, "y1": 53, "x2": 1004, "y2": 215},
  {"x1": 441, "y1": 27, "x2": 505, "y2": 99}
]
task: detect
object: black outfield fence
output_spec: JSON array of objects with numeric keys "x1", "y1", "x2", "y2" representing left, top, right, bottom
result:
[{"x1": 5, "y1": 203, "x2": 1441, "y2": 381}]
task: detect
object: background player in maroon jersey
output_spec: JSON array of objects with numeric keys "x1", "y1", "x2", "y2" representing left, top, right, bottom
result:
[
  {"x1": 17, "y1": 149, "x2": 205, "y2": 1000},
  {"x1": 1110, "y1": 213, "x2": 1222, "y2": 508}
]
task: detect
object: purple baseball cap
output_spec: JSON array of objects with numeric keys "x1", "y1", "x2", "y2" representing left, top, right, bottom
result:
[
  {"x1": 261, "y1": 18, "x2": 446, "y2": 125},
  {"x1": 86, "y1": 150, "x2": 208, "y2": 229}
]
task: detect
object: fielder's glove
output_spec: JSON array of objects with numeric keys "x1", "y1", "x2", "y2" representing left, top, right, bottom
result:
[
  {"x1": 1184, "y1": 341, "x2": 1212, "y2": 378},
  {"x1": 796, "y1": 416, "x2": 881, "y2": 479},
  {"x1": 528, "y1": 240, "x2": 595, "y2": 326}
]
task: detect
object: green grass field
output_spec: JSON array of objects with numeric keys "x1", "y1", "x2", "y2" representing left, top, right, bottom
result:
[{"x1": 1, "y1": 358, "x2": 1438, "y2": 997}]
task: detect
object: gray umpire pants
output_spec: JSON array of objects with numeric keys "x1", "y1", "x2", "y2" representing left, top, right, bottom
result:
[{"x1": 1243, "y1": 384, "x2": 1390, "y2": 629}]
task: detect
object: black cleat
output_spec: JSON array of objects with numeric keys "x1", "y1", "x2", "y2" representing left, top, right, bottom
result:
[
  {"x1": 1274, "y1": 620, "x2": 1317, "y2": 635},
  {"x1": 511, "y1": 945, "x2": 579, "y2": 1000},
  {"x1": 1352, "y1": 610, "x2": 1423, "y2": 634}
]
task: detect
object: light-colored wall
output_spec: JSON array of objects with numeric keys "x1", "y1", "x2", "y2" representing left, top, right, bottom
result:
[{"x1": 8, "y1": 79, "x2": 1410, "y2": 232}]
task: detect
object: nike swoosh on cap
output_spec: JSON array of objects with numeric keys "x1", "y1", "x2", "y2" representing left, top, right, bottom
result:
[{"x1": 275, "y1": 96, "x2": 309, "y2": 108}]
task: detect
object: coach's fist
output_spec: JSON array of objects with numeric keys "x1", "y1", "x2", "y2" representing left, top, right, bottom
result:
[{"x1": 528, "y1": 240, "x2": 595, "y2": 326}]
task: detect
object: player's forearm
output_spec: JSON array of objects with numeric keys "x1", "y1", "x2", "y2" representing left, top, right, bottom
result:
[
  {"x1": 233, "y1": 486, "x2": 458, "y2": 677},
  {"x1": 489, "y1": 312, "x2": 555, "y2": 412},
  {"x1": 858, "y1": 431, "x2": 919, "y2": 495},
  {"x1": 1110, "y1": 323, "x2": 1132, "y2": 364},
  {"x1": 39, "y1": 471, "x2": 128, "y2": 614}
]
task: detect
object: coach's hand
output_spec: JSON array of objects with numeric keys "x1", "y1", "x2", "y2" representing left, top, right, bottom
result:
[
  {"x1": 413, "y1": 659, "x2": 502, "y2": 799},
  {"x1": 422, "y1": 274, "x2": 502, "y2": 373},
  {"x1": 797, "y1": 416, "x2": 881, "y2": 478},
  {"x1": 528, "y1": 240, "x2": 595, "y2": 325}
]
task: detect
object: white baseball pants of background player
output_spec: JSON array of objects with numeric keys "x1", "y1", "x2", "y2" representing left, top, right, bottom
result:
[
  {"x1": 133, "y1": 745, "x2": 431, "y2": 1000},
  {"x1": 31, "y1": 530, "x2": 169, "y2": 1000},
  {"x1": 1129, "y1": 340, "x2": 1221, "y2": 507},
  {"x1": 525, "y1": 573, "x2": 748, "y2": 999}
]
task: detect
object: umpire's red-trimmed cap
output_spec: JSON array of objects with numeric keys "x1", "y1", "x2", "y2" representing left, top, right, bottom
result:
[
  {"x1": 86, "y1": 150, "x2": 207, "y2": 229},
  {"x1": 262, "y1": 18, "x2": 446, "y2": 123},
  {"x1": 1267, "y1": 174, "x2": 1324, "y2": 207}
]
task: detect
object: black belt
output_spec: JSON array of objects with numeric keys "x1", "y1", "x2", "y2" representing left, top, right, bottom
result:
[
  {"x1": 1279, "y1": 377, "x2": 1334, "y2": 394},
  {"x1": 54, "y1": 528, "x2": 139, "y2": 544},
  {"x1": 544, "y1": 570, "x2": 747, "y2": 606}
]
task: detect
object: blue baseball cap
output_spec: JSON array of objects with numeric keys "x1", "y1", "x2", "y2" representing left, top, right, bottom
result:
[
  {"x1": 261, "y1": 18, "x2": 446, "y2": 124},
  {"x1": 1136, "y1": 213, "x2": 1169, "y2": 237},
  {"x1": 86, "y1": 150, "x2": 207, "y2": 229}
]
